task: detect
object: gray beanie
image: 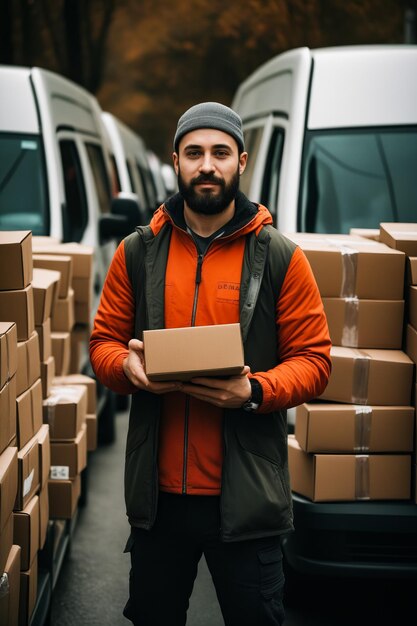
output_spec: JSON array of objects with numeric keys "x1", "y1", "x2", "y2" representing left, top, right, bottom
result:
[{"x1": 174, "y1": 102, "x2": 245, "y2": 152}]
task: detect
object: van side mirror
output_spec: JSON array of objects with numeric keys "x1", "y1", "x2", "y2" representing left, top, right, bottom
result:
[{"x1": 112, "y1": 192, "x2": 148, "y2": 227}]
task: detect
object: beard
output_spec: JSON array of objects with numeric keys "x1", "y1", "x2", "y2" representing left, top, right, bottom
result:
[{"x1": 178, "y1": 166, "x2": 240, "y2": 215}]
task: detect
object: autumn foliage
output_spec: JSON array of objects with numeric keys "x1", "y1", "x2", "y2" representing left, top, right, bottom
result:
[{"x1": 1, "y1": 0, "x2": 408, "y2": 160}]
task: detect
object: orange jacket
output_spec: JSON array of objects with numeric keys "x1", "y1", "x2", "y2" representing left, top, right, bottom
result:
[{"x1": 90, "y1": 197, "x2": 331, "y2": 496}]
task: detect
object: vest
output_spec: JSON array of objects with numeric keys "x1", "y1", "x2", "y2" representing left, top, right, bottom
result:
[{"x1": 123, "y1": 221, "x2": 296, "y2": 542}]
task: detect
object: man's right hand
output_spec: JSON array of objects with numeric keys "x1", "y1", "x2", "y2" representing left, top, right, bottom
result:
[{"x1": 123, "y1": 338, "x2": 181, "y2": 394}]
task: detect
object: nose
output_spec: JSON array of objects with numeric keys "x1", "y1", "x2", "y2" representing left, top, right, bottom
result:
[{"x1": 199, "y1": 151, "x2": 215, "y2": 174}]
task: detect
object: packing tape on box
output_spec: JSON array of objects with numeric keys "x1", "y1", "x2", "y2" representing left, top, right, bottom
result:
[
  {"x1": 355, "y1": 455, "x2": 370, "y2": 500},
  {"x1": 0, "y1": 573, "x2": 9, "y2": 598},
  {"x1": 325, "y1": 239, "x2": 358, "y2": 297},
  {"x1": 23, "y1": 468, "x2": 35, "y2": 498},
  {"x1": 353, "y1": 405, "x2": 372, "y2": 451},
  {"x1": 352, "y1": 349, "x2": 370, "y2": 404},
  {"x1": 44, "y1": 385, "x2": 83, "y2": 431},
  {"x1": 341, "y1": 297, "x2": 359, "y2": 347}
]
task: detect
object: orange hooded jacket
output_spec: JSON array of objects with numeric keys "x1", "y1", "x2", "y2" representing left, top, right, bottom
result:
[{"x1": 90, "y1": 195, "x2": 331, "y2": 496}]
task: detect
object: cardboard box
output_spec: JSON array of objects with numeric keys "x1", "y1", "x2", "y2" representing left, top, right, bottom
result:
[
  {"x1": 86, "y1": 414, "x2": 97, "y2": 452},
  {"x1": 35, "y1": 317, "x2": 52, "y2": 362},
  {"x1": 322, "y1": 297, "x2": 404, "y2": 349},
  {"x1": 53, "y1": 374, "x2": 97, "y2": 414},
  {"x1": 288, "y1": 435, "x2": 411, "y2": 502},
  {"x1": 74, "y1": 299, "x2": 92, "y2": 326},
  {"x1": 0, "y1": 514, "x2": 13, "y2": 576},
  {"x1": 40, "y1": 355, "x2": 55, "y2": 399},
  {"x1": 0, "y1": 285, "x2": 35, "y2": 342},
  {"x1": 38, "y1": 484, "x2": 49, "y2": 550},
  {"x1": 48, "y1": 474, "x2": 81, "y2": 519},
  {"x1": 0, "y1": 376, "x2": 16, "y2": 454},
  {"x1": 143, "y1": 323, "x2": 244, "y2": 381},
  {"x1": 0, "y1": 447, "x2": 18, "y2": 532},
  {"x1": 50, "y1": 424, "x2": 87, "y2": 480},
  {"x1": 409, "y1": 286, "x2": 417, "y2": 329},
  {"x1": 379, "y1": 222, "x2": 417, "y2": 257},
  {"x1": 31, "y1": 241, "x2": 93, "y2": 278},
  {"x1": 16, "y1": 331, "x2": 40, "y2": 397},
  {"x1": 69, "y1": 324, "x2": 90, "y2": 374},
  {"x1": 320, "y1": 346, "x2": 414, "y2": 406},
  {"x1": 16, "y1": 378, "x2": 43, "y2": 450},
  {"x1": 295, "y1": 403, "x2": 415, "y2": 453},
  {"x1": 31, "y1": 267, "x2": 60, "y2": 325},
  {"x1": 72, "y1": 276, "x2": 93, "y2": 324},
  {"x1": 407, "y1": 257, "x2": 417, "y2": 286},
  {"x1": 15, "y1": 435, "x2": 40, "y2": 511},
  {"x1": 13, "y1": 494, "x2": 39, "y2": 571},
  {"x1": 51, "y1": 331, "x2": 71, "y2": 376},
  {"x1": 51, "y1": 287, "x2": 75, "y2": 332},
  {"x1": 0, "y1": 544, "x2": 21, "y2": 626},
  {"x1": 36, "y1": 424, "x2": 51, "y2": 489},
  {"x1": 43, "y1": 384, "x2": 87, "y2": 440},
  {"x1": 405, "y1": 324, "x2": 417, "y2": 365},
  {"x1": 19, "y1": 553, "x2": 37, "y2": 625},
  {"x1": 349, "y1": 228, "x2": 380, "y2": 241},
  {"x1": 0, "y1": 321, "x2": 18, "y2": 389},
  {"x1": 283, "y1": 233, "x2": 405, "y2": 300},
  {"x1": 32, "y1": 253, "x2": 73, "y2": 299},
  {"x1": 0, "y1": 231, "x2": 32, "y2": 290}
]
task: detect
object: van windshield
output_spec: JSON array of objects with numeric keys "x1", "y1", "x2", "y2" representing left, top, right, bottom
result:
[
  {"x1": 0, "y1": 133, "x2": 49, "y2": 234},
  {"x1": 299, "y1": 127, "x2": 417, "y2": 233}
]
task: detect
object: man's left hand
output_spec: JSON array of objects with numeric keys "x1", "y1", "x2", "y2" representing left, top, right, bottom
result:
[{"x1": 179, "y1": 365, "x2": 252, "y2": 408}]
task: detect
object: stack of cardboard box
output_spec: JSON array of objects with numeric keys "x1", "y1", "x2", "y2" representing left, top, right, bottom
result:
[
  {"x1": 0, "y1": 231, "x2": 51, "y2": 625},
  {"x1": 0, "y1": 231, "x2": 98, "y2": 624},
  {"x1": 33, "y1": 237, "x2": 97, "y2": 518},
  {"x1": 32, "y1": 239, "x2": 94, "y2": 375},
  {"x1": 285, "y1": 232, "x2": 415, "y2": 503},
  {"x1": 378, "y1": 223, "x2": 417, "y2": 504},
  {"x1": 0, "y1": 318, "x2": 20, "y2": 626}
]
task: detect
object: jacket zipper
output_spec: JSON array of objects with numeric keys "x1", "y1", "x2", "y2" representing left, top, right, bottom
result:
[{"x1": 182, "y1": 252, "x2": 203, "y2": 494}]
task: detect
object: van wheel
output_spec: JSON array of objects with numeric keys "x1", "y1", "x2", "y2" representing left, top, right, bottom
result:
[{"x1": 97, "y1": 390, "x2": 116, "y2": 445}]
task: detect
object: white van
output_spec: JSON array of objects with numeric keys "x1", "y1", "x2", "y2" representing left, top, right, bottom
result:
[
  {"x1": 101, "y1": 111, "x2": 158, "y2": 221},
  {"x1": 0, "y1": 66, "x2": 136, "y2": 442},
  {"x1": 232, "y1": 45, "x2": 417, "y2": 593},
  {"x1": 232, "y1": 45, "x2": 417, "y2": 233}
]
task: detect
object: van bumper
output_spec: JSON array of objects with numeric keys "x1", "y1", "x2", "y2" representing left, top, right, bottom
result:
[{"x1": 283, "y1": 493, "x2": 417, "y2": 579}]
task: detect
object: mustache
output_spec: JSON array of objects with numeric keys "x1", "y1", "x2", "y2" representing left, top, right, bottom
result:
[{"x1": 191, "y1": 174, "x2": 224, "y2": 186}]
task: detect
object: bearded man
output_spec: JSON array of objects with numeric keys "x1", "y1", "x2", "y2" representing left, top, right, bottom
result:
[{"x1": 90, "y1": 102, "x2": 331, "y2": 626}]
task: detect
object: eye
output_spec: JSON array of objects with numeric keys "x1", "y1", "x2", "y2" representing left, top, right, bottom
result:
[
  {"x1": 214, "y1": 150, "x2": 229, "y2": 158},
  {"x1": 185, "y1": 150, "x2": 201, "y2": 158}
]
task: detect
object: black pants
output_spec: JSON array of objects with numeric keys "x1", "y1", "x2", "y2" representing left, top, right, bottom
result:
[{"x1": 123, "y1": 492, "x2": 285, "y2": 626}]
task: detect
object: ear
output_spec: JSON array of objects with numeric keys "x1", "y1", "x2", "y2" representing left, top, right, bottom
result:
[
  {"x1": 239, "y1": 152, "x2": 248, "y2": 175},
  {"x1": 172, "y1": 152, "x2": 179, "y2": 175}
]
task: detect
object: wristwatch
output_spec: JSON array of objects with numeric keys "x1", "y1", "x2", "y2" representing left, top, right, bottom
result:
[{"x1": 242, "y1": 378, "x2": 263, "y2": 412}]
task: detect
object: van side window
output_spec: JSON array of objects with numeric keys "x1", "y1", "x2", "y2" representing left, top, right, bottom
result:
[
  {"x1": 240, "y1": 127, "x2": 264, "y2": 197},
  {"x1": 125, "y1": 160, "x2": 136, "y2": 193},
  {"x1": 260, "y1": 128, "x2": 284, "y2": 220},
  {"x1": 109, "y1": 154, "x2": 121, "y2": 195},
  {"x1": 86, "y1": 143, "x2": 112, "y2": 215},
  {"x1": 59, "y1": 139, "x2": 88, "y2": 242},
  {"x1": 136, "y1": 160, "x2": 157, "y2": 211}
]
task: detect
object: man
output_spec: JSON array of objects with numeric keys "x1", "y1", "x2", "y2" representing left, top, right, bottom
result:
[{"x1": 90, "y1": 102, "x2": 331, "y2": 626}]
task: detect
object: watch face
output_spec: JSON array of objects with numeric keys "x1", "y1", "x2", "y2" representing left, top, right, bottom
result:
[{"x1": 243, "y1": 400, "x2": 259, "y2": 412}]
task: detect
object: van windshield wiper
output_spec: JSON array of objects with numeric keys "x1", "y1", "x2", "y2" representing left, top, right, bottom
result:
[{"x1": 0, "y1": 150, "x2": 27, "y2": 194}]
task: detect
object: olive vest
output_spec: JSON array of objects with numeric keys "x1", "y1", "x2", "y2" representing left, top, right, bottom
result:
[{"x1": 123, "y1": 221, "x2": 296, "y2": 542}]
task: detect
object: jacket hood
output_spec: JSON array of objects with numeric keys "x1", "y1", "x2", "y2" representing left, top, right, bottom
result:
[{"x1": 149, "y1": 191, "x2": 273, "y2": 238}]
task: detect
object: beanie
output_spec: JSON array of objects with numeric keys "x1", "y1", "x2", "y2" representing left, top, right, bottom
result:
[{"x1": 173, "y1": 102, "x2": 245, "y2": 152}]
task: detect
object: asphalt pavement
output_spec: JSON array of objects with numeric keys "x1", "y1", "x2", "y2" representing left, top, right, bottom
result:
[{"x1": 51, "y1": 402, "x2": 224, "y2": 626}]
